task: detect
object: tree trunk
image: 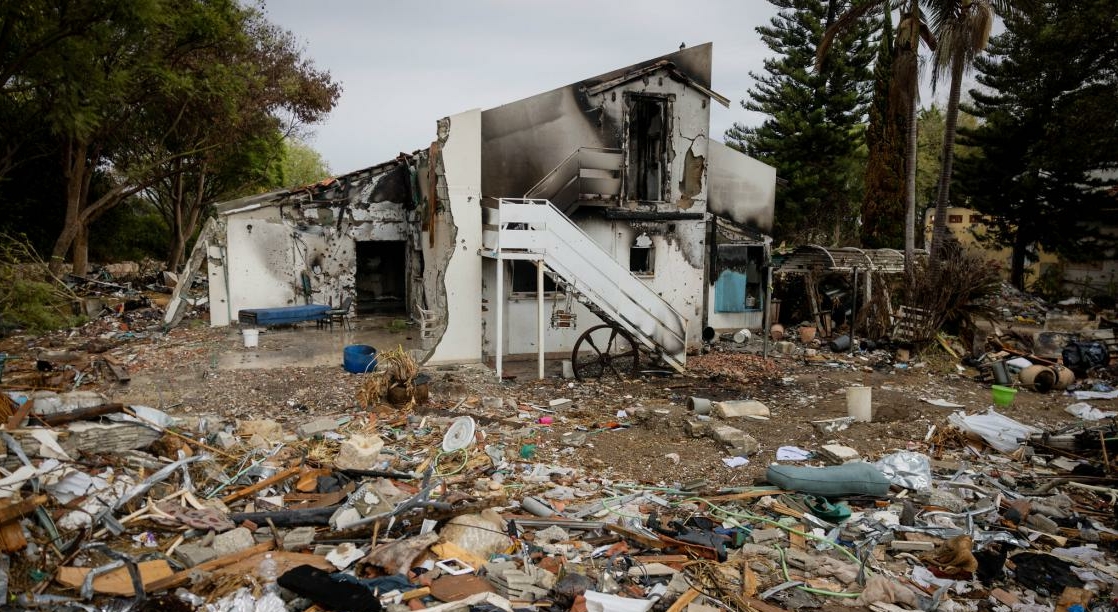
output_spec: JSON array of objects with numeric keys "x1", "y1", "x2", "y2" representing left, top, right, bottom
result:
[
  {"x1": 1010, "y1": 228, "x2": 1028, "y2": 290},
  {"x1": 904, "y1": 85, "x2": 918, "y2": 289},
  {"x1": 51, "y1": 139, "x2": 88, "y2": 274},
  {"x1": 71, "y1": 224, "x2": 89, "y2": 276},
  {"x1": 929, "y1": 51, "x2": 967, "y2": 266}
]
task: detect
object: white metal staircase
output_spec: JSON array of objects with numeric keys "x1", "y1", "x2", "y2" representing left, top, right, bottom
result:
[
  {"x1": 523, "y1": 148, "x2": 623, "y2": 215},
  {"x1": 482, "y1": 198, "x2": 687, "y2": 373}
]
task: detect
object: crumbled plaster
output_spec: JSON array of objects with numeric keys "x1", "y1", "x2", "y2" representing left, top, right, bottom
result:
[{"x1": 677, "y1": 137, "x2": 707, "y2": 210}]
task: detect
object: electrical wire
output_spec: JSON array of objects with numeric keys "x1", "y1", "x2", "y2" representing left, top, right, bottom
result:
[{"x1": 432, "y1": 447, "x2": 469, "y2": 476}]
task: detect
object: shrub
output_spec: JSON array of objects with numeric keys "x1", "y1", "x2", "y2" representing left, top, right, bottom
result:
[{"x1": 0, "y1": 235, "x2": 85, "y2": 333}]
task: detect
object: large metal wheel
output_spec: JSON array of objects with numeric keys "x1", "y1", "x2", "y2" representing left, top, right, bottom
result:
[{"x1": 571, "y1": 324, "x2": 639, "y2": 381}]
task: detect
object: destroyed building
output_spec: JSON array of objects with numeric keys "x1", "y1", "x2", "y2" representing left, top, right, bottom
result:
[{"x1": 199, "y1": 44, "x2": 775, "y2": 372}]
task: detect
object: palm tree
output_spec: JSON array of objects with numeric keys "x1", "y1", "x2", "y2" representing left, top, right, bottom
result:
[
  {"x1": 819, "y1": 0, "x2": 935, "y2": 281},
  {"x1": 926, "y1": 0, "x2": 1028, "y2": 264}
]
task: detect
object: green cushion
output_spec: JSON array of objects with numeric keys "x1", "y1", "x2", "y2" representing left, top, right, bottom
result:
[{"x1": 766, "y1": 463, "x2": 892, "y2": 497}]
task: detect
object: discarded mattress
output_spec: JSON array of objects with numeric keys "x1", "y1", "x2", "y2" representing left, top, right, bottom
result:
[{"x1": 238, "y1": 304, "x2": 329, "y2": 326}]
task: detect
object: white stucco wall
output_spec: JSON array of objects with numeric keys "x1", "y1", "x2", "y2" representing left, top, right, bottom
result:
[{"x1": 426, "y1": 109, "x2": 484, "y2": 364}]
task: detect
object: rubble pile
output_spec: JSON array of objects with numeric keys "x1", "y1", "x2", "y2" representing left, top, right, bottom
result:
[{"x1": 0, "y1": 354, "x2": 1116, "y2": 612}]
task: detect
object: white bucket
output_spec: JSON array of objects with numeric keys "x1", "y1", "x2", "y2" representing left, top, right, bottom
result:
[
  {"x1": 846, "y1": 386, "x2": 872, "y2": 422},
  {"x1": 243, "y1": 328, "x2": 259, "y2": 348}
]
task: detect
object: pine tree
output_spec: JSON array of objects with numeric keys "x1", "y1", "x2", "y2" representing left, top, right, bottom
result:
[
  {"x1": 726, "y1": 0, "x2": 876, "y2": 245},
  {"x1": 955, "y1": 0, "x2": 1118, "y2": 289},
  {"x1": 861, "y1": 6, "x2": 907, "y2": 249}
]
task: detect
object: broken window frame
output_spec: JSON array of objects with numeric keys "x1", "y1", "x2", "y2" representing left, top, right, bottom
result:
[
  {"x1": 508, "y1": 260, "x2": 562, "y2": 297},
  {"x1": 629, "y1": 233, "x2": 655, "y2": 277},
  {"x1": 622, "y1": 92, "x2": 673, "y2": 204}
]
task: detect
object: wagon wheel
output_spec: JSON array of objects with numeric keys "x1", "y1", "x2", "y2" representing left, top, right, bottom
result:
[{"x1": 571, "y1": 324, "x2": 639, "y2": 381}]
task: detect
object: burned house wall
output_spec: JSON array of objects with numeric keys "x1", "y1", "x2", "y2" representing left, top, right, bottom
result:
[
  {"x1": 481, "y1": 43, "x2": 715, "y2": 212},
  {"x1": 213, "y1": 160, "x2": 420, "y2": 325},
  {"x1": 478, "y1": 45, "x2": 719, "y2": 356},
  {"x1": 707, "y1": 140, "x2": 775, "y2": 234}
]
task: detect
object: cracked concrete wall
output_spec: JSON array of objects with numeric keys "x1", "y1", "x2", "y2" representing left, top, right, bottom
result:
[{"x1": 425, "y1": 109, "x2": 483, "y2": 364}]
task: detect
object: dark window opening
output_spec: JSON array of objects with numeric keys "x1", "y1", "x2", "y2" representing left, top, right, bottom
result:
[
  {"x1": 969, "y1": 214, "x2": 982, "y2": 223},
  {"x1": 630, "y1": 233, "x2": 653, "y2": 275},
  {"x1": 511, "y1": 261, "x2": 558, "y2": 294},
  {"x1": 948, "y1": 214, "x2": 964, "y2": 224},
  {"x1": 355, "y1": 240, "x2": 407, "y2": 314},
  {"x1": 626, "y1": 96, "x2": 668, "y2": 201}
]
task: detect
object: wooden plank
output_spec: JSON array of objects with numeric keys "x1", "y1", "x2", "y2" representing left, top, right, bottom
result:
[
  {"x1": 703, "y1": 490, "x2": 790, "y2": 503},
  {"x1": 0, "y1": 495, "x2": 47, "y2": 523},
  {"x1": 147, "y1": 541, "x2": 274, "y2": 592},
  {"x1": 666, "y1": 587, "x2": 700, "y2": 612},
  {"x1": 6, "y1": 401, "x2": 33, "y2": 430},
  {"x1": 222, "y1": 464, "x2": 302, "y2": 505},
  {"x1": 57, "y1": 560, "x2": 173, "y2": 596},
  {"x1": 35, "y1": 403, "x2": 124, "y2": 426}
]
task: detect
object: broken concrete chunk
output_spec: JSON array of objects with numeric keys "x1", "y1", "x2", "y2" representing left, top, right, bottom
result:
[
  {"x1": 684, "y1": 419, "x2": 709, "y2": 438},
  {"x1": 750, "y1": 528, "x2": 787, "y2": 544},
  {"x1": 548, "y1": 398, "x2": 572, "y2": 410},
  {"x1": 819, "y1": 444, "x2": 861, "y2": 464},
  {"x1": 174, "y1": 542, "x2": 216, "y2": 567},
  {"x1": 65, "y1": 422, "x2": 162, "y2": 454},
  {"x1": 710, "y1": 425, "x2": 759, "y2": 456},
  {"x1": 212, "y1": 526, "x2": 255, "y2": 557},
  {"x1": 711, "y1": 400, "x2": 770, "y2": 419},
  {"x1": 282, "y1": 526, "x2": 316, "y2": 551},
  {"x1": 31, "y1": 390, "x2": 106, "y2": 417},
  {"x1": 296, "y1": 417, "x2": 337, "y2": 439},
  {"x1": 334, "y1": 434, "x2": 384, "y2": 471}
]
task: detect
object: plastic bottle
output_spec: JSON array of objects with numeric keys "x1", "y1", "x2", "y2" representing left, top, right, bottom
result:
[{"x1": 255, "y1": 553, "x2": 285, "y2": 612}]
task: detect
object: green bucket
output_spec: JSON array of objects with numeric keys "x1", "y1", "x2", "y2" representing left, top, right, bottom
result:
[{"x1": 991, "y1": 384, "x2": 1017, "y2": 407}]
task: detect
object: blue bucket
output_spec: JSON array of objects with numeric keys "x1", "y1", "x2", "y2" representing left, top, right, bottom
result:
[{"x1": 343, "y1": 345, "x2": 378, "y2": 374}]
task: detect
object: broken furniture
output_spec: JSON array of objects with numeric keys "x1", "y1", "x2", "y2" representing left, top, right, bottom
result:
[
  {"x1": 238, "y1": 304, "x2": 330, "y2": 327},
  {"x1": 323, "y1": 296, "x2": 354, "y2": 331}
]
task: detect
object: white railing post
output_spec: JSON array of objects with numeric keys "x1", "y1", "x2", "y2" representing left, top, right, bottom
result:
[
  {"x1": 495, "y1": 203, "x2": 504, "y2": 382},
  {"x1": 537, "y1": 260, "x2": 545, "y2": 380}
]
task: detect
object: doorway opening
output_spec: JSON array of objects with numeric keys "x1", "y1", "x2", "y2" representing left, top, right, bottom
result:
[
  {"x1": 355, "y1": 240, "x2": 407, "y2": 314},
  {"x1": 626, "y1": 96, "x2": 669, "y2": 202}
]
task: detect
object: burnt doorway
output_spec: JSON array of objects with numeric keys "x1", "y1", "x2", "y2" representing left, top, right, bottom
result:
[
  {"x1": 355, "y1": 240, "x2": 407, "y2": 314},
  {"x1": 625, "y1": 95, "x2": 669, "y2": 202}
]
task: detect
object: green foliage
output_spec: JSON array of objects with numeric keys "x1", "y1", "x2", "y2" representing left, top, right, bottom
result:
[
  {"x1": 280, "y1": 138, "x2": 333, "y2": 188},
  {"x1": 0, "y1": 235, "x2": 83, "y2": 333},
  {"x1": 861, "y1": 4, "x2": 907, "y2": 249},
  {"x1": 726, "y1": 0, "x2": 877, "y2": 246},
  {"x1": 955, "y1": 0, "x2": 1118, "y2": 288},
  {"x1": 0, "y1": 0, "x2": 342, "y2": 273},
  {"x1": 89, "y1": 198, "x2": 170, "y2": 263}
]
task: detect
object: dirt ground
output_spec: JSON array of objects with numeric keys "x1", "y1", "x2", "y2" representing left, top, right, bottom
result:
[{"x1": 18, "y1": 321, "x2": 1082, "y2": 491}]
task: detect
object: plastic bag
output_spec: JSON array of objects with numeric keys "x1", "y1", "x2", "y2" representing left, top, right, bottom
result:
[
  {"x1": 947, "y1": 408, "x2": 1042, "y2": 453},
  {"x1": 875, "y1": 451, "x2": 932, "y2": 491}
]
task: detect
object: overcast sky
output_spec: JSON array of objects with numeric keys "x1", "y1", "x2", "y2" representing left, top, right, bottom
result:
[{"x1": 260, "y1": 0, "x2": 777, "y2": 174}]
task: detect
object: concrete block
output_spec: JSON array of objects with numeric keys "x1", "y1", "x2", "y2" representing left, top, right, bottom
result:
[
  {"x1": 334, "y1": 434, "x2": 384, "y2": 471},
  {"x1": 213, "y1": 527, "x2": 255, "y2": 557},
  {"x1": 750, "y1": 528, "x2": 787, "y2": 544},
  {"x1": 282, "y1": 526, "x2": 316, "y2": 551},
  {"x1": 890, "y1": 540, "x2": 935, "y2": 552},
  {"x1": 214, "y1": 431, "x2": 239, "y2": 449},
  {"x1": 548, "y1": 398, "x2": 572, "y2": 410},
  {"x1": 775, "y1": 341, "x2": 795, "y2": 355},
  {"x1": 712, "y1": 400, "x2": 770, "y2": 419},
  {"x1": 174, "y1": 542, "x2": 216, "y2": 567},
  {"x1": 819, "y1": 444, "x2": 861, "y2": 464},
  {"x1": 684, "y1": 419, "x2": 709, "y2": 438},
  {"x1": 296, "y1": 417, "x2": 337, "y2": 439},
  {"x1": 710, "y1": 426, "x2": 759, "y2": 456}
]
